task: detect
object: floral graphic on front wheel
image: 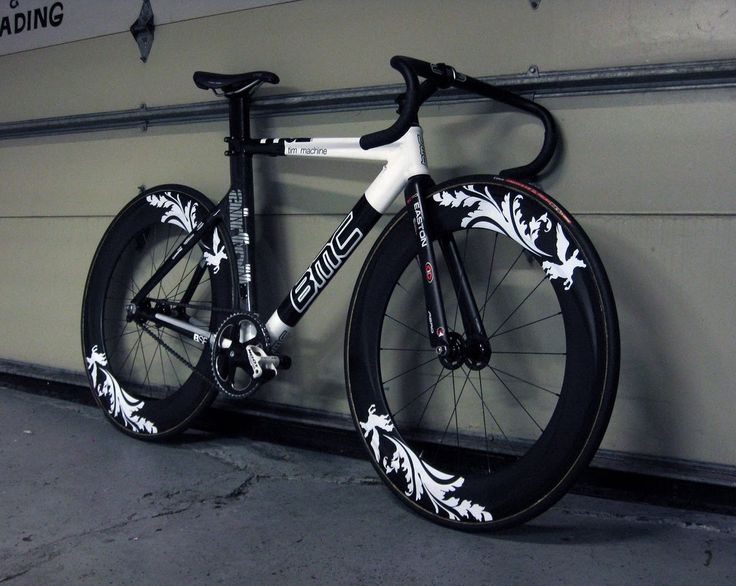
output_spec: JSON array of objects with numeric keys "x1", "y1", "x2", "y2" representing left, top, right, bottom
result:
[
  {"x1": 86, "y1": 345, "x2": 157, "y2": 434},
  {"x1": 542, "y1": 224, "x2": 586, "y2": 290},
  {"x1": 433, "y1": 185, "x2": 586, "y2": 290},
  {"x1": 360, "y1": 404, "x2": 493, "y2": 522}
]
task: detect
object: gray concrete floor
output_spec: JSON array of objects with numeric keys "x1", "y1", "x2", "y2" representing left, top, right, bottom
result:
[{"x1": 1, "y1": 386, "x2": 735, "y2": 585}]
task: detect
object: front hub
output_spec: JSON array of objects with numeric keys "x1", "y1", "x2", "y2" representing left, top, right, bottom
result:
[
  {"x1": 464, "y1": 335, "x2": 492, "y2": 370},
  {"x1": 438, "y1": 331, "x2": 465, "y2": 370},
  {"x1": 437, "y1": 331, "x2": 492, "y2": 371}
]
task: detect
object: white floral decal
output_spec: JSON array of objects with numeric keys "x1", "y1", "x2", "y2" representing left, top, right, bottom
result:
[
  {"x1": 542, "y1": 224, "x2": 587, "y2": 290},
  {"x1": 147, "y1": 191, "x2": 198, "y2": 233},
  {"x1": 361, "y1": 404, "x2": 492, "y2": 522},
  {"x1": 147, "y1": 191, "x2": 228, "y2": 273},
  {"x1": 433, "y1": 185, "x2": 586, "y2": 289},
  {"x1": 86, "y1": 345, "x2": 157, "y2": 434},
  {"x1": 203, "y1": 229, "x2": 228, "y2": 274}
]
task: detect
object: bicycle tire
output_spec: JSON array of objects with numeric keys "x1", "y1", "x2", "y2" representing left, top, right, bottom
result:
[
  {"x1": 345, "y1": 175, "x2": 619, "y2": 530},
  {"x1": 82, "y1": 185, "x2": 238, "y2": 439}
]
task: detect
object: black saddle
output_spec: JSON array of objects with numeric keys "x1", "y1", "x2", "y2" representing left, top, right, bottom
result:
[{"x1": 193, "y1": 70, "x2": 279, "y2": 96}]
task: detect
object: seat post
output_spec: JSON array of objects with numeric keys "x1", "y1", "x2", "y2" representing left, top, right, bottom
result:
[{"x1": 227, "y1": 95, "x2": 258, "y2": 313}]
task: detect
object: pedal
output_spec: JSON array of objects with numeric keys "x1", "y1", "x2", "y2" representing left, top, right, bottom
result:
[{"x1": 246, "y1": 345, "x2": 291, "y2": 379}]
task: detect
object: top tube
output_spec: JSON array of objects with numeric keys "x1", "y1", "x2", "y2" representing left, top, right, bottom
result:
[{"x1": 278, "y1": 127, "x2": 429, "y2": 214}]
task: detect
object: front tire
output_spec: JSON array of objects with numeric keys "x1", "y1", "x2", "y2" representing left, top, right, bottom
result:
[{"x1": 346, "y1": 176, "x2": 619, "y2": 530}]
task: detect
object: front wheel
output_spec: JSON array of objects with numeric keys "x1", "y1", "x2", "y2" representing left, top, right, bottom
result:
[{"x1": 345, "y1": 176, "x2": 619, "y2": 530}]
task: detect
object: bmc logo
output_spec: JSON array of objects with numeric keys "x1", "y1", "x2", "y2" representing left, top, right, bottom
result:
[{"x1": 290, "y1": 212, "x2": 363, "y2": 313}]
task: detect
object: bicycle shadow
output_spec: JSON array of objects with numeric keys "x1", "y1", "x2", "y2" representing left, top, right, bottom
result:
[
  {"x1": 486, "y1": 515, "x2": 658, "y2": 545},
  {"x1": 470, "y1": 491, "x2": 675, "y2": 545}
]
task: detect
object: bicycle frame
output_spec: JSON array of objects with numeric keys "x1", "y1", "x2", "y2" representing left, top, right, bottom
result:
[
  {"x1": 130, "y1": 50, "x2": 565, "y2": 363},
  {"x1": 131, "y1": 123, "x2": 460, "y2": 356},
  {"x1": 264, "y1": 128, "x2": 439, "y2": 350}
]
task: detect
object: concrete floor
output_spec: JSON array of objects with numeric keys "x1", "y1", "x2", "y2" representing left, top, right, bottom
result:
[{"x1": 1, "y1": 386, "x2": 735, "y2": 585}]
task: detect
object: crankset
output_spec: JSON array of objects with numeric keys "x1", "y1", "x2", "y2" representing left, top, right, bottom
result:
[{"x1": 211, "y1": 312, "x2": 290, "y2": 398}]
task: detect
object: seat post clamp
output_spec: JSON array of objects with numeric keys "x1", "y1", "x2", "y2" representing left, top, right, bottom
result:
[{"x1": 224, "y1": 136, "x2": 245, "y2": 156}]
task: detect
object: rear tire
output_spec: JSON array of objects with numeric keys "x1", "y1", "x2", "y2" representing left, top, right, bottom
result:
[
  {"x1": 82, "y1": 185, "x2": 238, "y2": 439},
  {"x1": 345, "y1": 176, "x2": 619, "y2": 529}
]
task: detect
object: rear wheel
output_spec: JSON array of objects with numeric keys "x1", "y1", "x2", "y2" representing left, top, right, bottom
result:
[
  {"x1": 346, "y1": 176, "x2": 619, "y2": 529},
  {"x1": 82, "y1": 185, "x2": 237, "y2": 439}
]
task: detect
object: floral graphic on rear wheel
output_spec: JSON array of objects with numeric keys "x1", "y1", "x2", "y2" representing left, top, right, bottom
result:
[
  {"x1": 433, "y1": 185, "x2": 586, "y2": 290},
  {"x1": 361, "y1": 404, "x2": 492, "y2": 522},
  {"x1": 203, "y1": 229, "x2": 228, "y2": 274},
  {"x1": 147, "y1": 191, "x2": 228, "y2": 273},
  {"x1": 86, "y1": 345, "x2": 157, "y2": 434},
  {"x1": 147, "y1": 191, "x2": 198, "y2": 232}
]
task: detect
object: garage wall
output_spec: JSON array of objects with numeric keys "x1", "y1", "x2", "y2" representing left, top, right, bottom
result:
[{"x1": 1, "y1": 0, "x2": 734, "y2": 480}]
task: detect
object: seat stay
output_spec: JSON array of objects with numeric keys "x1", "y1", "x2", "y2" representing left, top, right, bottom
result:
[{"x1": 130, "y1": 207, "x2": 225, "y2": 308}]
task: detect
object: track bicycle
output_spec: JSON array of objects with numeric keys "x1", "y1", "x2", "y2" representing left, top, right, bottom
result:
[{"x1": 82, "y1": 56, "x2": 620, "y2": 530}]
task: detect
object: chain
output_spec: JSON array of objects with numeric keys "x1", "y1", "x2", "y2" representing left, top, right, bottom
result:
[
  {"x1": 138, "y1": 321, "x2": 216, "y2": 388},
  {"x1": 151, "y1": 299, "x2": 238, "y2": 316}
]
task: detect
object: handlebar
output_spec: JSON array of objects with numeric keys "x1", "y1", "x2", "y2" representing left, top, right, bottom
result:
[
  {"x1": 358, "y1": 58, "x2": 421, "y2": 152},
  {"x1": 359, "y1": 56, "x2": 558, "y2": 179}
]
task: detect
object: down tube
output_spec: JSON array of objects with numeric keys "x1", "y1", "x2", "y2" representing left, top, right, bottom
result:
[{"x1": 267, "y1": 195, "x2": 381, "y2": 350}]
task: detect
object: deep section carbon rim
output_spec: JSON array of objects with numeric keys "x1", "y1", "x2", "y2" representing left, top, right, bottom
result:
[
  {"x1": 82, "y1": 187, "x2": 236, "y2": 437},
  {"x1": 101, "y1": 222, "x2": 215, "y2": 399},
  {"x1": 347, "y1": 177, "x2": 617, "y2": 528}
]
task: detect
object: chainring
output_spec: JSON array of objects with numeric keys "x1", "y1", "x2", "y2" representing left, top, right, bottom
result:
[{"x1": 211, "y1": 312, "x2": 272, "y2": 398}]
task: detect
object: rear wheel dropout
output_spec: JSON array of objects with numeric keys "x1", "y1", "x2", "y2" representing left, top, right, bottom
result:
[
  {"x1": 82, "y1": 185, "x2": 238, "y2": 439},
  {"x1": 345, "y1": 176, "x2": 619, "y2": 530}
]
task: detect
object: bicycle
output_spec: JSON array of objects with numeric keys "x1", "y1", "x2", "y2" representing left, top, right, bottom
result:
[{"x1": 82, "y1": 56, "x2": 619, "y2": 530}]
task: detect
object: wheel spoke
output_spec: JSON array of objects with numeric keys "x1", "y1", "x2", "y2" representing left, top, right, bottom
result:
[
  {"x1": 480, "y1": 233, "x2": 498, "y2": 323},
  {"x1": 478, "y1": 249, "x2": 524, "y2": 315},
  {"x1": 491, "y1": 311, "x2": 562, "y2": 339},
  {"x1": 490, "y1": 276, "x2": 547, "y2": 337},
  {"x1": 437, "y1": 368, "x2": 471, "y2": 447},
  {"x1": 465, "y1": 372, "x2": 511, "y2": 444},
  {"x1": 380, "y1": 347, "x2": 436, "y2": 352},
  {"x1": 488, "y1": 367, "x2": 544, "y2": 431},
  {"x1": 478, "y1": 371, "x2": 491, "y2": 472},
  {"x1": 382, "y1": 355, "x2": 441, "y2": 385},
  {"x1": 392, "y1": 369, "x2": 452, "y2": 418},
  {"x1": 490, "y1": 366, "x2": 560, "y2": 398},
  {"x1": 493, "y1": 350, "x2": 565, "y2": 356},
  {"x1": 384, "y1": 313, "x2": 428, "y2": 342}
]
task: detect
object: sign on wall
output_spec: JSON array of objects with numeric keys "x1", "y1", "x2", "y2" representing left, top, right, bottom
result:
[{"x1": 0, "y1": 0, "x2": 289, "y2": 56}]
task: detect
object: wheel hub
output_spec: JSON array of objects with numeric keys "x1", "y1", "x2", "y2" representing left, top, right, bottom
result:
[
  {"x1": 464, "y1": 335, "x2": 492, "y2": 370},
  {"x1": 438, "y1": 331, "x2": 492, "y2": 371}
]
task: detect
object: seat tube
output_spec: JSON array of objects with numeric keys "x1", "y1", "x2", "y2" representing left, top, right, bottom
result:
[
  {"x1": 227, "y1": 95, "x2": 257, "y2": 312},
  {"x1": 404, "y1": 175, "x2": 449, "y2": 352}
]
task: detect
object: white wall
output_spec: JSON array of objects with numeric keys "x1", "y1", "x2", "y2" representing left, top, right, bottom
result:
[{"x1": 1, "y1": 0, "x2": 734, "y2": 478}]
